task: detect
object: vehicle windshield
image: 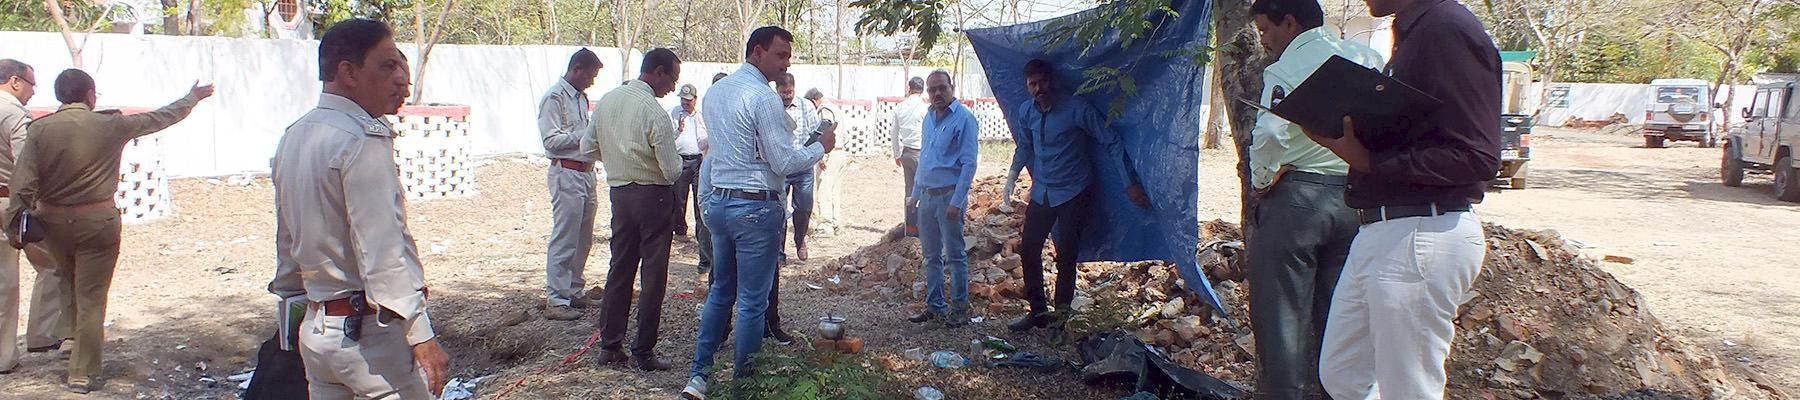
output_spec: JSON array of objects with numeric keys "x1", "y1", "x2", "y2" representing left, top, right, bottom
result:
[{"x1": 1655, "y1": 86, "x2": 1706, "y2": 104}]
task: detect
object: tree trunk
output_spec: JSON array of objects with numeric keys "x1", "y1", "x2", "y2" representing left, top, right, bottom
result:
[
  {"x1": 411, "y1": 0, "x2": 456, "y2": 105},
  {"x1": 835, "y1": 0, "x2": 845, "y2": 98},
  {"x1": 187, "y1": 0, "x2": 203, "y2": 35},
  {"x1": 546, "y1": 0, "x2": 560, "y2": 43},
  {"x1": 1212, "y1": 0, "x2": 1268, "y2": 230},
  {"x1": 42, "y1": 0, "x2": 84, "y2": 66},
  {"x1": 1202, "y1": 58, "x2": 1226, "y2": 149},
  {"x1": 162, "y1": 0, "x2": 182, "y2": 34}
]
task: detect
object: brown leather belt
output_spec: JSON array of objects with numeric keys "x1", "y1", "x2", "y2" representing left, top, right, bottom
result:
[
  {"x1": 552, "y1": 158, "x2": 593, "y2": 172},
  {"x1": 320, "y1": 298, "x2": 378, "y2": 317}
]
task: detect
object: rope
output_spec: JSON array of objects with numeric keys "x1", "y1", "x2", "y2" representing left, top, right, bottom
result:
[{"x1": 489, "y1": 326, "x2": 605, "y2": 400}]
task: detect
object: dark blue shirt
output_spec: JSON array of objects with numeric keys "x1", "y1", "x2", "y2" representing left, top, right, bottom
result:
[
  {"x1": 1009, "y1": 94, "x2": 1133, "y2": 207},
  {"x1": 913, "y1": 99, "x2": 981, "y2": 209},
  {"x1": 1346, "y1": 0, "x2": 1502, "y2": 209}
]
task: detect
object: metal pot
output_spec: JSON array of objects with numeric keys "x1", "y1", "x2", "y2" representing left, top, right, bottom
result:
[{"x1": 818, "y1": 314, "x2": 847, "y2": 341}]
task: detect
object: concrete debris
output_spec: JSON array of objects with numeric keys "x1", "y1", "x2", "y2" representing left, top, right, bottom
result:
[
  {"x1": 820, "y1": 177, "x2": 1777, "y2": 399},
  {"x1": 1494, "y1": 341, "x2": 1545, "y2": 372}
]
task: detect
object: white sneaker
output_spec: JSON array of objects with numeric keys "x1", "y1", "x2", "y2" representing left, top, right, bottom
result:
[{"x1": 680, "y1": 376, "x2": 708, "y2": 400}]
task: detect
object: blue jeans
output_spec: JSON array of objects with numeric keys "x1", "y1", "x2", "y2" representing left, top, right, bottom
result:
[
  {"x1": 915, "y1": 188, "x2": 969, "y2": 314},
  {"x1": 784, "y1": 170, "x2": 815, "y2": 250},
  {"x1": 688, "y1": 194, "x2": 785, "y2": 379}
]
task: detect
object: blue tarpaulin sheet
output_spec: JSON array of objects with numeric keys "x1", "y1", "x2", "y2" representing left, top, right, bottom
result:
[{"x1": 967, "y1": 0, "x2": 1222, "y2": 313}]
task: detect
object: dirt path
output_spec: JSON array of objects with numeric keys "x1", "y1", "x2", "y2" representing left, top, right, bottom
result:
[{"x1": 2, "y1": 127, "x2": 1794, "y2": 399}]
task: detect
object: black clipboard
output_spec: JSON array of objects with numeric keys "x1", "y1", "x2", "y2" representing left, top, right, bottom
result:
[{"x1": 1246, "y1": 55, "x2": 1443, "y2": 140}]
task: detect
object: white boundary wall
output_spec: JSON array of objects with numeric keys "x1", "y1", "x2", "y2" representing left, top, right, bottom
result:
[
  {"x1": 1535, "y1": 82, "x2": 1757, "y2": 127},
  {"x1": 0, "y1": 31, "x2": 991, "y2": 178}
]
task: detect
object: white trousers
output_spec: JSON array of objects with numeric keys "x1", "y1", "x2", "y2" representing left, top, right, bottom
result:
[
  {"x1": 300, "y1": 306, "x2": 432, "y2": 400},
  {"x1": 813, "y1": 154, "x2": 846, "y2": 232},
  {"x1": 1320, "y1": 211, "x2": 1485, "y2": 400}
]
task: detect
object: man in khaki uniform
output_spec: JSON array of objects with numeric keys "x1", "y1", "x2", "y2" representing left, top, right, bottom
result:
[
  {"x1": 6, "y1": 68, "x2": 211, "y2": 392},
  {"x1": 584, "y1": 47, "x2": 683, "y2": 371},
  {"x1": 269, "y1": 19, "x2": 450, "y2": 398},
  {"x1": 0, "y1": 58, "x2": 56, "y2": 374},
  {"x1": 537, "y1": 48, "x2": 603, "y2": 321}
]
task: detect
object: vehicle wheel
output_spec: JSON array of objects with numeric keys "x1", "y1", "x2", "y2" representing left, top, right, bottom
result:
[
  {"x1": 1776, "y1": 156, "x2": 1800, "y2": 202},
  {"x1": 1721, "y1": 142, "x2": 1745, "y2": 187},
  {"x1": 1645, "y1": 136, "x2": 1665, "y2": 149},
  {"x1": 1509, "y1": 163, "x2": 1528, "y2": 190}
]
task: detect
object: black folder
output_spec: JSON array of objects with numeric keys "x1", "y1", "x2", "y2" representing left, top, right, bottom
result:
[{"x1": 1244, "y1": 55, "x2": 1443, "y2": 140}]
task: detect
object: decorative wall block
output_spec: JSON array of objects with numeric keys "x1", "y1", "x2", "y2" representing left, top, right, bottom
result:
[
  {"x1": 114, "y1": 136, "x2": 172, "y2": 223},
  {"x1": 390, "y1": 105, "x2": 477, "y2": 200}
]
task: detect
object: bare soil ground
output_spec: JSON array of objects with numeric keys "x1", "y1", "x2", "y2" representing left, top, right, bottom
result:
[{"x1": 0, "y1": 126, "x2": 1794, "y2": 399}]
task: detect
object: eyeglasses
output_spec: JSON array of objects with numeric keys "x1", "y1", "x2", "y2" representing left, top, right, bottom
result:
[{"x1": 8, "y1": 76, "x2": 32, "y2": 87}]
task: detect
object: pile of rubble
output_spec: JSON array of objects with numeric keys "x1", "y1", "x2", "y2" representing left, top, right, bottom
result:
[{"x1": 821, "y1": 176, "x2": 1781, "y2": 399}]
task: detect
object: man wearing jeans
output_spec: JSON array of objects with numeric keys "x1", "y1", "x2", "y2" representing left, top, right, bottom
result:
[
  {"x1": 683, "y1": 26, "x2": 835, "y2": 400},
  {"x1": 1244, "y1": 0, "x2": 1384, "y2": 398},
  {"x1": 1304, "y1": 0, "x2": 1500, "y2": 396},
  {"x1": 1005, "y1": 59, "x2": 1150, "y2": 333},
  {"x1": 775, "y1": 73, "x2": 820, "y2": 261},
  {"x1": 904, "y1": 70, "x2": 978, "y2": 328}
]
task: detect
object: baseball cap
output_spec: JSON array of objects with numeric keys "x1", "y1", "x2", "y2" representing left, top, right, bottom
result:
[{"x1": 678, "y1": 84, "x2": 698, "y2": 99}]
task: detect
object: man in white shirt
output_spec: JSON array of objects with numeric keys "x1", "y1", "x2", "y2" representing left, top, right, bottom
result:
[
  {"x1": 670, "y1": 84, "x2": 704, "y2": 239},
  {"x1": 890, "y1": 77, "x2": 928, "y2": 235}
]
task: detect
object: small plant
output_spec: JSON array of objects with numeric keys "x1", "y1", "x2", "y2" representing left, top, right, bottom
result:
[{"x1": 708, "y1": 340, "x2": 907, "y2": 400}]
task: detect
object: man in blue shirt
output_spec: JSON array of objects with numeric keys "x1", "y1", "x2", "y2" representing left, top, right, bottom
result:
[
  {"x1": 1005, "y1": 59, "x2": 1150, "y2": 333},
  {"x1": 682, "y1": 26, "x2": 836, "y2": 400},
  {"x1": 904, "y1": 70, "x2": 980, "y2": 327}
]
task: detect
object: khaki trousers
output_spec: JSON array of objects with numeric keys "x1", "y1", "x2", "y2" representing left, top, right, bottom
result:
[
  {"x1": 299, "y1": 305, "x2": 432, "y2": 400},
  {"x1": 34, "y1": 208, "x2": 121, "y2": 383},
  {"x1": 23, "y1": 241, "x2": 69, "y2": 350},
  {"x1": 0, "y1": 215, "x2": 18, "y2": 371},
  {"x1": 545, "y1": 166, "x2": 597, "y2": 307}
]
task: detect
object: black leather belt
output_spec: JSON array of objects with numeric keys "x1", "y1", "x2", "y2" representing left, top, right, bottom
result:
[
  {"x1": 924, "y1": 186, "x2": 954, "y2": 196},
  {"x1": 713, "y1": 188, "x2": 778, "y2": 201},
  {"x1": 681, "y1": 154, "x2": 703, "y2": 160},
  {"x1": 552, "y1": 158, "x2": 592, "y2": 172},
  {"x1": 1357, "y1": 202, "x2": 1472, "y2": 225},
  {"x1": 1283, "y1": 171, "x2": 1346, "y2": 186}
]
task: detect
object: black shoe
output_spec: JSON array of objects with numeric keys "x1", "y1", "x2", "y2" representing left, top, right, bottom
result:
[
  {"x1": 767, "y1": 328, "x2": 796, "y2": 346},
  {"x1": 596, "y1": 349, "x2": 629, "y2": 366},
  {"x1": 907, "y1": 310, "x2": 941, "y2": 324},
  {"x1": 945, "y1": 307, "x2": 971, "y2": 328},
  {"x1": 27, "y1": 339, "x2": 64, "y2": 353},
  {"x1": 1008, "y1": 312, "x2": 1053, "y2": 332}
]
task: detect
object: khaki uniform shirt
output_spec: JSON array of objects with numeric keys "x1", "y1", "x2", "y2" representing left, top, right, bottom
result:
[
  {"x1": 538, "y1": 78, "x2": 591, "y2": 161},
  {"x1": 583, "y1": 80, "x2": 680, "y2": 187},
  {"x1": 1249, "y1": 27, "x2": 1385, "y2": 189},
  {"x1": 8, "y1": 95, "x2": 201, "y2": 216},
  {"x1": 270, "y1": 93, "x2": 434, "y2": 346},
  {"x1": 1, "y1": 91, "x2": 30, "y2": 185}
]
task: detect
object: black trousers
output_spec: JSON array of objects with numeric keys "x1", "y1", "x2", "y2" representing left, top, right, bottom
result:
[
  {"x1": 1246, "y1": 172, "x2": 1357, "y2": 400},
  {"x1": 672, "y1": 155, "x2": 704, "y2": 234},
  {"x1": 598, "y1": 183, "x2": 675, "y2": 357},
  {"x1": 1019, "y1": 188, "x2": 1095, "y2": 314}
]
